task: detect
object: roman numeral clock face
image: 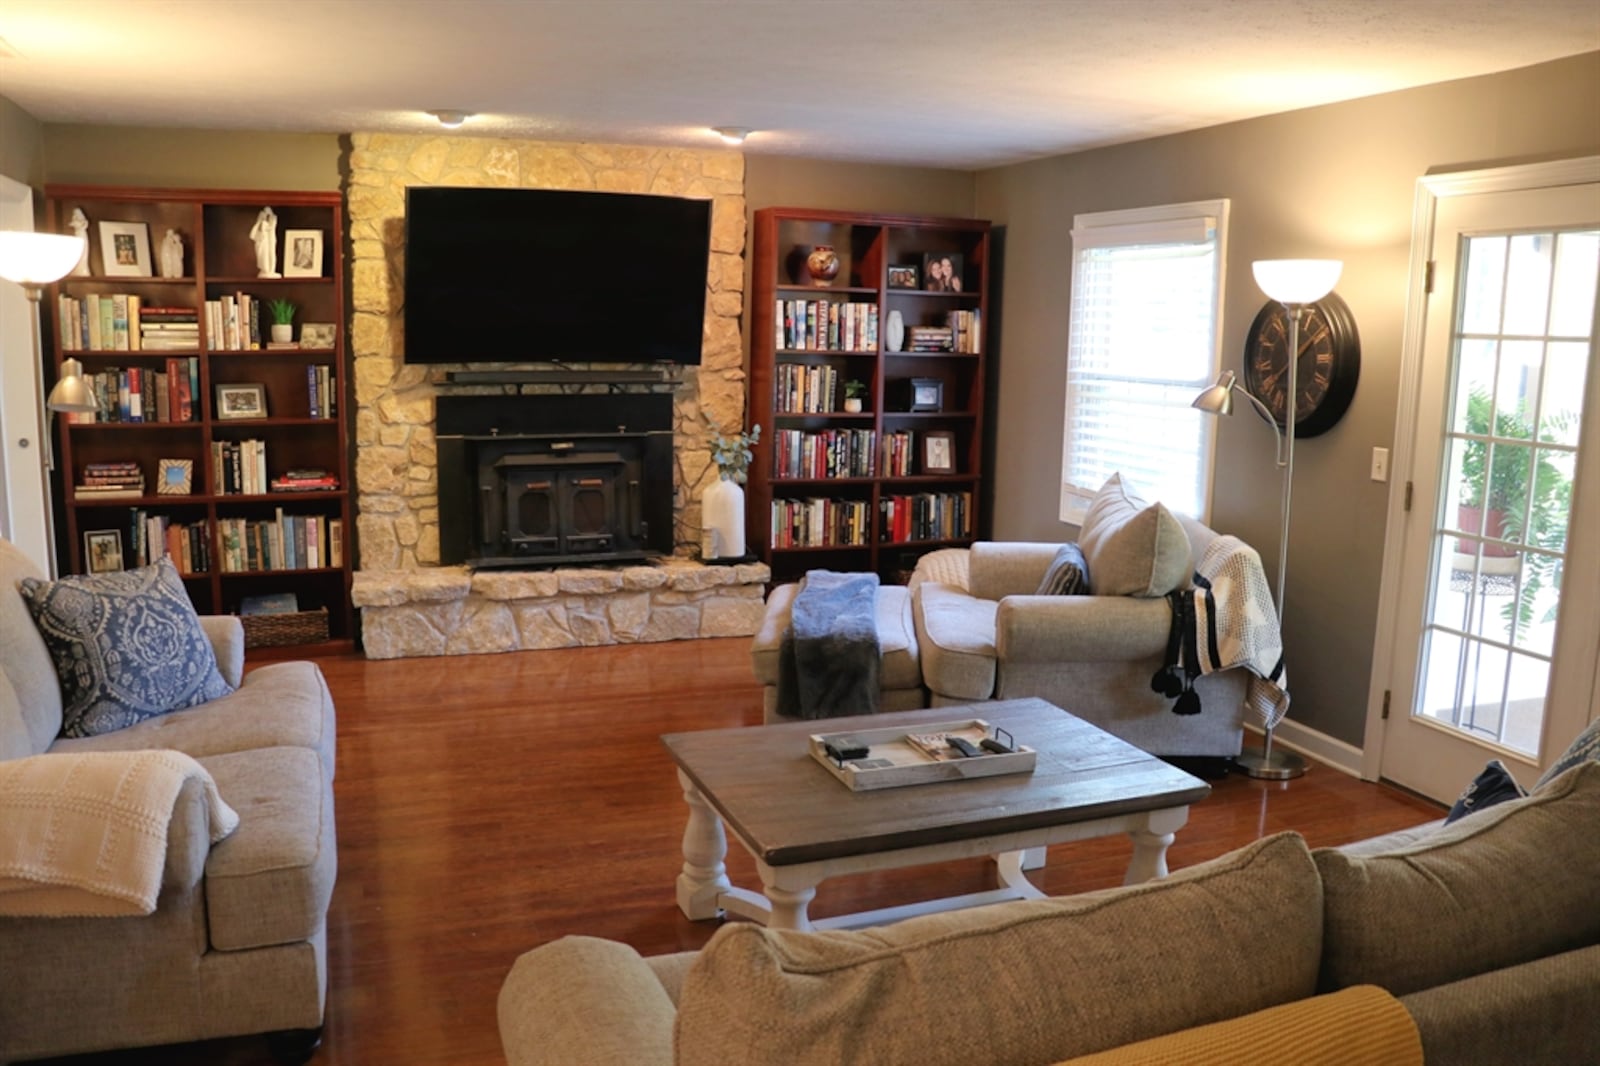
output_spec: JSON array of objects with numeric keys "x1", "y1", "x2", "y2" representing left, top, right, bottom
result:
[{"x1": 1242, "y1": 292, "x2": 1361, "y2": 438}]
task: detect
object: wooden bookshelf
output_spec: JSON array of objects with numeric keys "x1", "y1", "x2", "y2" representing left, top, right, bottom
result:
[
  {"x1": 748, "y1": 208, "x2": 991, "y2": 585},
  {"x1": 44, "y1": 185, "x2": 354, "y2": 650}
]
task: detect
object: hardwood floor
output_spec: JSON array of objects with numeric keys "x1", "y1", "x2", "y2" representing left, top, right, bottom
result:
[{"x1": 45, "y1": 638, "x2": 1444, "y2": 1066}]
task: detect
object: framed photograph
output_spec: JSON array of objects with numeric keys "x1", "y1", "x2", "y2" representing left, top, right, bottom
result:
[
  {"x1": 887, "y1": 264, "x2": 920, "y2": 289},
  {"x1": 282, "y1": 229, "x2": 324, "y2": 277},
  {"x1": 299, "y1": 322, "x2": 336, "y2": 349},
  {"x1": 910, "y1": 377, "x2": 944, "y2": 413},
  {"x1": 83, "y1": 530, "x2": 124, "y2": 574},
  {"x1": 98, "y1": 220, "x2": 153, "y2": 278},
  {"x1": 922, "y1": 431, "x2": 956, "y2": 475},
  {"x1": 157, "y1": 457, "x2": 194, "y2": 495},
  {"x1": 216, "y1": 383, "x2": 268, "y2": 420},
  {"x1": 921, "y1": 251, "x2": 964, "y2": 293}
]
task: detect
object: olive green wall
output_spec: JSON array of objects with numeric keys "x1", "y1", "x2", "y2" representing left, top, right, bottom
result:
[
  {"x1": 0, "y1": 95, "x2": 45, "y2": 189},
  {"x1": 974, "y1": 51, "x2": 1600, "y2": 748},
  {"x1": 40, "y1": 126, "x2": 344, "y2": 191},
  {"x1": 745, "y1": 156, "x2": 973, "y2": 217}
]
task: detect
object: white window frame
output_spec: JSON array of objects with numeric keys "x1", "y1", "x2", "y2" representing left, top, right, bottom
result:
[{"x1": 1060, "y1": 199, "x2": 1230, "y2": 525}]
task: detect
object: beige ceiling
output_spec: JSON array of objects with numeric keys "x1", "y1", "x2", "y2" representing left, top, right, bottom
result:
[{"x1": 2, "y1": 0, "x2": 1596, "y2": 169}]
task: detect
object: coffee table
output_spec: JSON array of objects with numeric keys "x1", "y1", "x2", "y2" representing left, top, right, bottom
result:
[{"x1": 661, "y1": 697, "x2": 1211, "y2": 931}]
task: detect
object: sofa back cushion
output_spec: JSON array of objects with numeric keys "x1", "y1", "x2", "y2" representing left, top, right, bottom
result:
[
  {"x1": 0, "y1": 538, "x2": 63, "y2": 756},
  {"x1": 968, "y1": 542, "x2": 1062, "y2": 601},
  {"x1": 1315, "y1": 760, "x2": 1600, "y2": 996},
  {"x1": 674, "y1": 833, "x2": 1323, "y2": 1066},
  {"x1": 1077, "y1": 474, "x2": 1191, "y2": 597},
  {"x1": 0, "y1": 672, "x2": 32, "y2": 762}
]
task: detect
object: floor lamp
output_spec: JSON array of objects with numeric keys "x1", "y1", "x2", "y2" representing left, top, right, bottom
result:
[
  {"x1": 0, "y1": 230, "x2": 98, "y2": 576},
  {"x1": 1193, "y1": 258, "x2": 1342, "y2": 780}
]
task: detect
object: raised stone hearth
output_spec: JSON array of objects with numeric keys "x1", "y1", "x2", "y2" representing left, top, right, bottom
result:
[{"x1": 352, "y1": 560, "x2": 769, "y2": 659}]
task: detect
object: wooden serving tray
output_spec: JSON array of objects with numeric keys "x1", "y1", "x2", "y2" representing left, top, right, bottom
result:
[{"x1": 808, "y1": 718, "x2": 1037, "y2": 791}]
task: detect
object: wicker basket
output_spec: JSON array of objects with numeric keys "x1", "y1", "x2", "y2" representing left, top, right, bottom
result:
[{"x1": 241, "y1": 608, "x2": 330, "y2": 649}]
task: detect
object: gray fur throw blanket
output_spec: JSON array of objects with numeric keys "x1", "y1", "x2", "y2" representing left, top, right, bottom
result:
[{"x1": 776, "y1": 570, "x2": 881, "y2": 720}]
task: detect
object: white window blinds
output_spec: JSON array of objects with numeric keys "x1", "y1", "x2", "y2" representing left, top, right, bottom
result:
[{"x1": 1060, "y1": 200, "x2": 1229, "y2": 524}]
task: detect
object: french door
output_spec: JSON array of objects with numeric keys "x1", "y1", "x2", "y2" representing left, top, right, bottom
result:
[{"x1": 1368, "y1": 159, "x2": 1600, "y2": 801}]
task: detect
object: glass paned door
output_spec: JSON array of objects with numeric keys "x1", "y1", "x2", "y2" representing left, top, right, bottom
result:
[{"x1": 1419, "y1": 229, "x2": 1596, "y2": 754}]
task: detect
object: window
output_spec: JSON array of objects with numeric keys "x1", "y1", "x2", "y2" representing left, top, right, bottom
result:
[{"x1": 1060, "y1": 200, "x2": 1229, "y2": 524}]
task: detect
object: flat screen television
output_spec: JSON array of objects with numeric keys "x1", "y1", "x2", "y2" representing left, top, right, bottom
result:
[{"x1": 403, "y1": 187, "x2": 711, "y2": 364}]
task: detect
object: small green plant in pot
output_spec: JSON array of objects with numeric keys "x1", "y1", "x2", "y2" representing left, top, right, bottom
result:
[
  {"x1": 843, "y1": 379, "x2": 867, "y2": 413},
  {"x1": 267, "y1": 299, "x2": 297, "y2": 344}
]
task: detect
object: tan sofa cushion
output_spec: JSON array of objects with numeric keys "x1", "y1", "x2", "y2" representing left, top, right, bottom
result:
[
  {"x1": 750, "y1": 583, "x2": 920, "y2": 691},
  {"x1": 1077, "y1": 474, "x2": 1190, "y2": 597},
  {"x1": 674, "y1": 833, "x2": 1323, "y2": 1066},
  {"x1": 1315, "y1": 761, "x2": 1600, "y2": 996},
  {"x1": 913, "y1": 581, "x2": 999, "y2": 700},
  {"x1": 200, "y1": 746, "x2": 336, "y2": 952}
]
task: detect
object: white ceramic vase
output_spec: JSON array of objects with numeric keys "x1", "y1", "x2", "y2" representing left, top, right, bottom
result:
[
  {"x1": 886, "y1": 309, "x2": 905, "y2": 352},
  {"x1": 702, "y1": 477, "x2": 746, "y2": 560},
  {"x1": 271, "y1": 323, "x2": 293, "y2": 343}
]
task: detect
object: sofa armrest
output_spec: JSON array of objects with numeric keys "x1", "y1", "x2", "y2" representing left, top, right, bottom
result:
[
  {"x1": 995, "y1": 594, "x2": 1172, "y2": 663},
  {"x1": 499, "y1": 936, "x2": 677, "y2": 1066},
  {"x1": 163, "y1": 775, "x2": 215, "y2": 890},
  {"x1": 969, "y1": 542, "x2": 1066, "y2": 601},
  {"x1": 199, "y1": 615, "x2": 245, "y2": 689}
]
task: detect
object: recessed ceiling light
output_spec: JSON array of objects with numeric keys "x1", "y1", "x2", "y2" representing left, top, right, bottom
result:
[
  {"x1": 428, "y1": 110, "x2": 471, "y2": 129},
  {"x1": 711, "y1": 126, "x2": 752, "y2": 146}
]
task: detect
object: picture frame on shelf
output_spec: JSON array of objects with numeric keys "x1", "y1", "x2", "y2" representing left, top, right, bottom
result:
[
  {"x1": 97, "y1": 220, "x2": 153, "y2": 278},
  {"x1": 299, "y1": 322, "x2": 335, "y2": 349},
  {"x1": 83, "y1": 530, "x2": 123, "y2": 574},
  {"x1": 216, "y1": 383, "x2": 268, "y2": 420},
  {"x1": 887, "y1": 264, "x2": 920, "y2": 290},
  {"x1": 922, "y1": 431, "x2": 956, "y2": 475},
  {"x1": 910, "y1": 377, "x2": 943, "y2": 412},
  {"x1": 921, "y1": 251, "x2": 963, "y2": 293},
  {"x1": 282, "y1": 229, "x2": 323, "y2": 277},
  {"x1": 157, "y1": 458, "x2": 194, "y2": 495}
]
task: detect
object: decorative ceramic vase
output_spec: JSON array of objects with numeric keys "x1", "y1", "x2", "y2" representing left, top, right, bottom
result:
[
  {"x1": 805, "y1": 245, "x2": 841, "y2": 286},
  {"x1": 885, "y1": 309, "x2": 906, "y2": 352},
  {"x1": 271, "y1": 323, "x2": 293, "y2": 344},
  {"x1": 702, "y1": 477, "x2": 746, "y2": 560},
  {"x1": 844, "y1": 397, "x2": 863, "y2": 414}
]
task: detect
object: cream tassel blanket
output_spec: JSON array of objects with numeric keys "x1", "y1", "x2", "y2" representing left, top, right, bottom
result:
[{"x1": 0, "y1": 749, "x2": 239, "y2": 917}]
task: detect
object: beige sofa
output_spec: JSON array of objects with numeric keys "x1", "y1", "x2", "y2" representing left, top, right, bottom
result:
[
  {"x1": 0, "y1": 538, "x2": 337, "y2": 1063},
  {"x1": 914, "y1": 520, "x2": 1248, "y2": 757},
  {"x1": 499, "y1": 761, "x2": 1600, "y2": 1065}
]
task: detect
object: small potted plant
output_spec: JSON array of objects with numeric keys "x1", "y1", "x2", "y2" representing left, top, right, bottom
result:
[
  {"x1": 843, "y1": 380, "x2": 867, "y2": 414},
  {"x1": 267, "y1": 299, "x2": 297, "y2": 344}
]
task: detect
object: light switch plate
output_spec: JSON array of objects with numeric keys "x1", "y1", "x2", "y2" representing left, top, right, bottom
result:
[{"x1": 1371, "y1": 447, "x2": 1389, "y2": 482}]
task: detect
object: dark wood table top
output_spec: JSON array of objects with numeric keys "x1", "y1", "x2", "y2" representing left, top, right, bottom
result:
[{"x1": 661, "y1": 698, "x2": 1211, "y2": 865}]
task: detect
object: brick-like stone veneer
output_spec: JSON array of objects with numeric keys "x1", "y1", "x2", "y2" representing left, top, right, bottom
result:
[
  {"x1": 352, "y1": 560, "x2": 770, "y2": 659},
  {"x1": 346, "y1": 132, "x2": 749, "y2": 571}
]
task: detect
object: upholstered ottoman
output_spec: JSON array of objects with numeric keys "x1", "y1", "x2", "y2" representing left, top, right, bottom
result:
[{"x1": 750, "y1": 582, "x2": 926, "y2": 721}]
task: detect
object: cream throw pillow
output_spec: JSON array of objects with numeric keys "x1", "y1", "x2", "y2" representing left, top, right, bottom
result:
[{"x1": 1077, "y1": 473, "x2": 1191, "y2": 597}]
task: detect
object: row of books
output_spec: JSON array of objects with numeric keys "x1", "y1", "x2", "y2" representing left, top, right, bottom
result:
[
  {"x1": 881, "y1": 431, "x2": 956, "y2": 477},
  {"x1": 56, "y1": 295, "x2": 198, "y2": 353},
  {"x1": 305, "y1": 365, "x2": 337, "y2": 418},
  {"x1": 212, "y1": 439, "x2": 269, "y2": 495},
  {"x1": 777, "y1": 299, "x2": 879, "y2": 353},
  {"x1": 769, "y1": 497, "x2": 872, "y2": 549},
  {"x1": 217, "y1": 512, "x2": 342, "y2": 573},
  {"x1": 901, "y1": 311, "x2": 982, "y2": 354},
  {"x1": 75, "y1": 460, "x2": 145, "y2": 500},
  {"x1": 67, "y1": 358, "x2": 200, "y2": 424},
  {"x1": 775, "y1": 363, "x2": 850, "y2": 414},
  {"x1": 771, "y1": 428, "x2": 877, "y2": 480},
  {"x1": 129, "y1": 511, "x2": 211, "y2": 574},
  {"x1": 205, "y1": 294, "x2": 266, "y2": 351},
  {"x1": 881, "y1": 491, "x2": 974, "y2": 543}
]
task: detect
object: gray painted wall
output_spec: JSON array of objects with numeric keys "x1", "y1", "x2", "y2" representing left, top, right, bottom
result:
[
  {"x1": 0, "y1": 95, "x2": 44, "y2": 189},
  {"x1": 975, "y1": 52, "x2": 1600, "y2": 746}
]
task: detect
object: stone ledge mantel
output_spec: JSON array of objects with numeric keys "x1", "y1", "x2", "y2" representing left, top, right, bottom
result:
[{"x1": 353, "y1": 560, "x2": 770, "y2": 659}]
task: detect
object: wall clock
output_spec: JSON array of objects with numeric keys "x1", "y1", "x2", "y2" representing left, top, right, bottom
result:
[{"x1": 1242, "y1": 292, "x2": 1360, "y2": 438}]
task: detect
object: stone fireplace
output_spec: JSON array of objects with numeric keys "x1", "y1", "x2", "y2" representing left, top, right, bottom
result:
[{"x1": 343, "y1": 133, "x2": 768, "y2": 657}]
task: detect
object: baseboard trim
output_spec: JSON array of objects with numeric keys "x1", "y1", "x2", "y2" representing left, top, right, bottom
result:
[{"x1": 1245, "y1": 720, "x2": 1365, "y2": 778}]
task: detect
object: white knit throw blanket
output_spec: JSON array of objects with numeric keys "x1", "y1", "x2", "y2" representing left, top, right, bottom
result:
[
  {"x1": 0, "y1": 749, "x2": 239, "y2": 917},
  {"x1": 1188, "y1": 535, "x2": 1290, "y2": 729}
]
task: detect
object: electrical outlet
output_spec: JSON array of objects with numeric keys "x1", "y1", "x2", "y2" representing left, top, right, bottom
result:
[{"x1": 1371, "y1": 447, "x2": 1389, "y2": 482}]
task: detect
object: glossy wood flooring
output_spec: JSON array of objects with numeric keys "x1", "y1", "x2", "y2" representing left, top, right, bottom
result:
[{"x1": 47, "y1": 638, "x2": 1444, "y2": 1066}]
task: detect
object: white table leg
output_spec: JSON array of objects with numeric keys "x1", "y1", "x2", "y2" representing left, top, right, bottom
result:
[
  {"x1": 1123, "y1": 806, "x2": 1190, "y2": 885},
  {"x1": 763, "y1": 882, "x2": 818, "y2": 931},
  {"x1": 675, "y1": 770, "x2": 732, "y2": 920}
]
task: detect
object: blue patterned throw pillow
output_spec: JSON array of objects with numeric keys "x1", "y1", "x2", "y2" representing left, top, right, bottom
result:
[
  {"x1": 1534, "y1": 716, "x2": 1600, "y2": 793},
  {"x1": 1443, "y1": 759, "x2": 1526, "y2": 825},
  {"x1": 20, "y1": 556, "x2": 235, "y2": 738},
  {"x1": 1036, "y1": 542, "x2": 1091, "y2": 596}
]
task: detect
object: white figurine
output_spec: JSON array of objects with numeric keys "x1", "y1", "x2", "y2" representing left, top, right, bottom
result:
[
  {"x1": 249, "y1": 206, "x2": 279, "y2": 278},
  {"x1": 69, "y1": 208, "x2": 91, "y2": 276},
  {"x1": 159, "y1": 228, "x2": 184, "y2": 279}
]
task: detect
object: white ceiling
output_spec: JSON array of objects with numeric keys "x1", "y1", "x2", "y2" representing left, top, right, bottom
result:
[{"x1": 2, "y1": 1, "x2": 1596, "y2": 170}]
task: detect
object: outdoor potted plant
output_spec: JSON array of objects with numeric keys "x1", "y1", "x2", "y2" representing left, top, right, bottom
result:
[
  {"x1": 702, "y1": 415, "x2": 761, "y2": 561},
  {"x1": 267, "y1": 298, "x2": 296, "y2": 344},
  {"x1": 843, "y1": 379, "x2": 867, "y2": 413}
]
